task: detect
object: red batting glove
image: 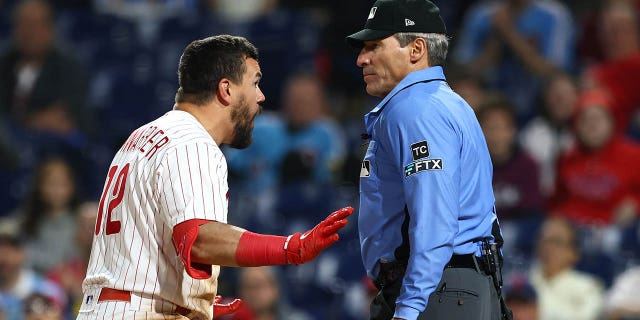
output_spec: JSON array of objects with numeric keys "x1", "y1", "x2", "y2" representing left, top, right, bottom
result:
[
  {"x1": 213, "y1": 295, "x2": 243, "y2": 319},
  {"x1": 284, "y1": 207, "x2": 354, "y2": 265}
]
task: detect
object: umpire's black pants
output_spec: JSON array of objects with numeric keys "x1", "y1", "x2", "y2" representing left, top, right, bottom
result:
[{"x1": 370, "y1": 267, "x2": 501, "y2": 320}]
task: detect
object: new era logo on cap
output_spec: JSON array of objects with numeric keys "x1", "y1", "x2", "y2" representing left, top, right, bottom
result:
[
  {"x1": 368, "y1": 7, "x2": 377, "y2": 19},
  {"x1": 405, "y1": 18, "x2": 415, "y2": 26},
  {"x1": 367, "y1": 7, "x2": 378, "y2": 20}
]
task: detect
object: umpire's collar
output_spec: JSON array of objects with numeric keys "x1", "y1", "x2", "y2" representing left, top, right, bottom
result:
[{"x1": 367, "y1": 66, "x2": 446, "y2": 115}]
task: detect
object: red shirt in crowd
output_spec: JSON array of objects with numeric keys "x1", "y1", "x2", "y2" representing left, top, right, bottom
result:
[
  {"x1": 550, "y1": 137, "x2": 640, "y2": 225},
  {"x1": 586, "y1": 53, "x2": 640, "y2": 132}
]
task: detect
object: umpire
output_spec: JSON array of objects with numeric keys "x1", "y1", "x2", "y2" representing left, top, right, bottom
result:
[{"x1": 346, "y1": 0, "x2": 512, "y2": 319}]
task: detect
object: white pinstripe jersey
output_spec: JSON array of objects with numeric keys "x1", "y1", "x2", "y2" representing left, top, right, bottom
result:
[{"x1": 82, "y1": 110, "x2": 228, "y2": 319}]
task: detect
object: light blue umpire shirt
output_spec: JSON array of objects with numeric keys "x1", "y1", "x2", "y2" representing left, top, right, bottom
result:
[{"x1": 359, "y1": 66, "x2": 499, "y2": 320}]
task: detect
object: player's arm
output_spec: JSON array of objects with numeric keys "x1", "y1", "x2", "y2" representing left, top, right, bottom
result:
[
  {"x1": 172, "y1": 207, "x2": 353, "y2": 276},
  {"x1": 161, "y1": 143, "x2": 352, "y2": 275}
]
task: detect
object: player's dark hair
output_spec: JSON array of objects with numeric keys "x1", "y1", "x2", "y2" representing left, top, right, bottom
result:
[{"x1": 175, "y1": 35, "x2": 259, "y2": 105}]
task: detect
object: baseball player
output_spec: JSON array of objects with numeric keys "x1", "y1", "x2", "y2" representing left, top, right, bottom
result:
[{"x1": 77, "y1": 35, "x2": 353, "y2": 320}]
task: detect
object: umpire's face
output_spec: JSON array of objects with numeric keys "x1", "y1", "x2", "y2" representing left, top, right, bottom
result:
[{"x1": 356, "y1": 36, "x2": 414, "y2": 98}]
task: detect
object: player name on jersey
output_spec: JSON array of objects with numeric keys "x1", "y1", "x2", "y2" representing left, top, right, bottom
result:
[{"x1": 120, "y1": 125, "x2": 170, "y2": 159}]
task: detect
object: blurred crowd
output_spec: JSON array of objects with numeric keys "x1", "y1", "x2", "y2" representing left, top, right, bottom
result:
[{"x1": 0, "y1": 0, "x2": 639, "y2": 319}]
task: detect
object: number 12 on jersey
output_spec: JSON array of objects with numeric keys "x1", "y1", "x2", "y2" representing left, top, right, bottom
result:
[{"x1": 95, "y1": 163, "x2": 130, "y2": 235}]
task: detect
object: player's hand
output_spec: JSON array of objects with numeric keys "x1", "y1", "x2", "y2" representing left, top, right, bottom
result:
[
  {"x1": 213, "y1": 295, "x2": 242, "y2": 319},
  {"x1": 284, "y1": 207, "x2": 354, "y2": 265}
]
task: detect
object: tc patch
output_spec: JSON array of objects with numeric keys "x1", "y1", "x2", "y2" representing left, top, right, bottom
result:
[
  {"x1": 404, "y1": 159, "x2": 443, "y2": 177},
  {"x1": 360, "y1": 160, "x2": 371, "y2": 177},
  {"x1": 410, "y1": 141, "x2": 430, "y2": 161}
]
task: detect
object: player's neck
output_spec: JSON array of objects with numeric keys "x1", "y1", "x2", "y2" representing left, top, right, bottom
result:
[{"x1": 174, "y1": 102, "x2": 231, "y2": 146}]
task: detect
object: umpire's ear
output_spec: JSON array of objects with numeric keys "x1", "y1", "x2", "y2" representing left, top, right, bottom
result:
[
  {"x1": 217, "y1": 78, "x2": 233, "y2": 106},
  {"x1": 409, "y1": 37, "x2": 428, "y2": 65}
]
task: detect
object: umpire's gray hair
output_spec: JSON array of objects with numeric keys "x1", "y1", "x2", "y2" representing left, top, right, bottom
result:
[{"x1": 393, "y1": 32, "x2": 449, "y2": 67}]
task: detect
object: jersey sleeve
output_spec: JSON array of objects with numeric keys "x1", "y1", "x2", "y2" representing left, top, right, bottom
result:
[
  {"x1": 157, "y1": 141, "x2": 229, "y2": 229},
  {"x1": 172, "y1": 219, "x2": 212, "y2": 279},
  {"x1": 381, "y1": 96, "x2": 461, "y2": 319}
]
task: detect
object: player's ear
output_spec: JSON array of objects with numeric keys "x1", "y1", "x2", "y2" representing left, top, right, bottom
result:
[{"x1": 217, "y1": 79, "x2": 232, "y2": 106}]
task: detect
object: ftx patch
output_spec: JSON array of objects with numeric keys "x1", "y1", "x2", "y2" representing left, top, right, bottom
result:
[{"x1": 404, "y1": 159, "x2": 443, "y2": 177}]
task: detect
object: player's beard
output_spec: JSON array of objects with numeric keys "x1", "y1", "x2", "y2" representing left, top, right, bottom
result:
[{"x1": 229, "y1": 95, "x2": 256, "y2": 149}]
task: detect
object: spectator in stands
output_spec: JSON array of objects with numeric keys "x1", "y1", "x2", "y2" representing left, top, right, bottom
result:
[
  {"x1": 446, "y1": 64, "x2": 490, "y2": 112},
  {"x1": 6, "y1": 157, "x2": 80, "y2": 275},
  {"x1": 504, "y1": 272, "x2": 539, "y2": 320},
  {"x1": 275, "y1": 73, "x2": 346, "y2": 232},
  {"x1": 205, "y1": 0, "x2": 278, "y2": 24},
  {"x1": 530, "y1": 216, "x2": 604, "y2": 320},
  {"x1": 278, "y1": 73, "x2": 346, "y2": 185},
  {"x1": 0, "y1": 228, "x2": 66, "y2": 320},
  {"x1": 0, "y1": 0, "x2": 88, "y2": 140},
  {"x1": 94, "y1": 0, "x2": 198, "y2": 18},
  {"x1": 226, "y1": 266, "x2": 311, "y2": 320},
  {"x1": 23, "y1": 293, "x2": 63, "y2": 320},
  {"x1": 520, "y1": 72, "x2": 577, "y2": 196},
  {"x1": 592, "y1": 0, "x2": 639, "y2": 64},
  {"x1": 479, "y1": 97, "x2": 543, "y2": 220},
  {"x1": 453, "y1": 0, "x2": 575, "y2": 125},
  {"x1": 478, "y1": 96, "x2": 543, "y2": 257},
  {"x1": 550, "y1": 88, "x2": 640, "y2": 226},
  {"x1": 316, "y1": 0, "x2": 373, "y2": 100},
  {"x1": 0, "y1": 0, "x2": 95, "y2": 216},
  {"x1": 46, "y1": 201, "x2": 97, "y2": 319},
  {"x1": 603, "y1": 266, "x2": 640, "y2": 320},
  {"x1": 93, "y1": 0, "x2": 199, "y2": 44},
  {"x1": 581, "y1": 0, "x2": 640, "y2": 135}
]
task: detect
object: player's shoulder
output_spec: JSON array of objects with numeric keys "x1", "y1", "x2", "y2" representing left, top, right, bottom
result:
[
  {"x1": 149, "y1": 111, "x2": 221, "y2": 152},
  {"x1": 154, "y1": 111, "x2": 214, "y2": 141}
]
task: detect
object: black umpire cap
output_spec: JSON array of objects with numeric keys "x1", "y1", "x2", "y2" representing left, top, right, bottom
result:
[{"x1": 346, "y1": 0, "x2": 447, "y2": 48}]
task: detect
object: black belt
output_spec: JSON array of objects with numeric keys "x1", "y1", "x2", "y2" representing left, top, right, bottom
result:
[
  {"x1": 445, "y1": 253, "x2": 488, "y2": 274},
  {"x1": 374, "y1": 253, "x2": 489, "y2": 289}
]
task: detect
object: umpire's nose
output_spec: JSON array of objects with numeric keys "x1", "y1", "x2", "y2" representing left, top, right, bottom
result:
[{"x1": 357, "y1": 47, "x2": 372, "y2": 68}]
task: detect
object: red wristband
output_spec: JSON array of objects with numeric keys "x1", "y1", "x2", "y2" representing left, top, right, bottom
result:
[{"x1": 235, "y1": 231, "x2": 288, "y2": 266}]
